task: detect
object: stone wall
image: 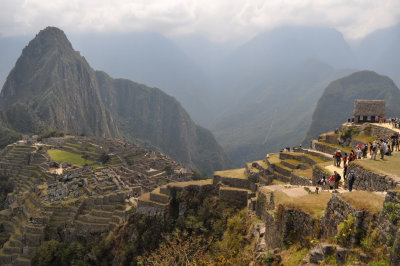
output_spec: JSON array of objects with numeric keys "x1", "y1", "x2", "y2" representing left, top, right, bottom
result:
[
  {"x1": 290, "y1": 172, "x2": 312, "y2": 186},
  {"x1": 264, "y1": 205, "x2": 320, "y2": 249},
  {"x1": 255, "y1": 190, "x2": 275, "y2": 221},
  {"x1": 312, "y1": 165, "x2": 331, "y2": 186},
  {"x1": 219, "y1": 188, "x2": 248, "y2": 209},
  {"x1": 346, "y1": 164, "x2": 398, "y2": 191},
  {"x1": 321, "y1": 195, "x2": 379, "y2": 246},
  {"x1": 369, "y1": 124, "x2": 398, "y2": 139},
  {"x1": 213, "y1": 175, "x2": 254, "y2": 191},
  {"x1": 279, "y1": 152, "x2": 317, "y2": 166},
  {"x1": 312, "y1": 141, "x2": 337, "y2": 155},
  {"x1": 297, "y1": 148, "x2": 332, "y2": 161}
]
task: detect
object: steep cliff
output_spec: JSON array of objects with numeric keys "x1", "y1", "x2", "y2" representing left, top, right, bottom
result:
[{"x1": 0, "y1": 27, "x2": 230, "y2": 174}]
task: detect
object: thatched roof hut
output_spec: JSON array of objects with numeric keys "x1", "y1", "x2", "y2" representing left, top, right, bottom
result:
[{"x1": 353, "y1": 100, "x2": 385, "y2": 123}]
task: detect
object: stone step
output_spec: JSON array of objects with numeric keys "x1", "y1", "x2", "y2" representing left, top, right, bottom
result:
[
  {"x1": 2, "y1": 241, "x2": 22, "y2": 255},
  {"x1": 0, "y1": 249, "x2": 19, "y2": 265},
  {"x1": 77, "y1": 214, "x2": 111, "y2": 224},
  {"x1": 273, "y1": 163, "x2": 293, "y2": 177},
  {"x1": 14, "y1": 256, "x2": 31, "y2": 266},
  {"x1": 23, "y1": 231, "x2": 44, "y2": 246},
  {"x1": 90, "y1": 209, "x2": 113, "y2": 217},
  {"x1": 273, "y1": 172, "x2": 291, "y2": 183},
  {"x1": 149, "y1": 188, "x2": 170, "y2": 204}
]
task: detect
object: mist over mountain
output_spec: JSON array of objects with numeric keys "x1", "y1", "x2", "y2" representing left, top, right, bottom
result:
[
  {"x1": 303, "y1": 70, "x2": 400, "y2": 145},
  {"x1": 1, "y1": 24, "x2": 400, "y2": 168},
  {"x1": 0, "y1": 27, "x2": 231, "y2": 175},
  {"x1": 208, "y1": 26, "x2": 356, "y2": 166},
  {"x1": 355, "y1": 24, "x2": 400, "y2": 86},
  {"x1": 68, "y1": 33, "x2": 215, "y2": 126}
]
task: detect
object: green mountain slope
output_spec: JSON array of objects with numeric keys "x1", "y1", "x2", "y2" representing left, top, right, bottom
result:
[
  {"x1": 303, "y1": 70, "x2": 400, "y2": 145},
  {"x1": 0, "y1": 27, "x2": 230, "y2": 174}
]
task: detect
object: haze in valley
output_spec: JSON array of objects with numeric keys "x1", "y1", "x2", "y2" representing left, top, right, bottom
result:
[{"x1": 1, "y1": 0, "x2": 400, "y2": 167}]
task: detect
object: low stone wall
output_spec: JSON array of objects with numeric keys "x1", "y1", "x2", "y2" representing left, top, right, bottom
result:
[
  {"x1": 290, "y1": 172, "x2": 312, "y2": 186},
  {"x1": 346, "y1": 164, "x2": 398, "y2": 191},
  {"x1": 312, "y1": 141, "x2": 337, "y2": 155},
  {"x1": 219, "y1": 188, "x2": 248, "y2": 209},
  {"x1": 274, "y1": 173, "x2": 290, "y2": 183},
  {"x1": 321, "y1": 195, "x2": 379, "y2": 245},
  {"x1": 264, "y1": 204, "x2": 320, "y2": 249},
  {"x1": 312, "y1": 165, "x2": 332, "y2": 186},
  {"x1": 298, "y1": 148, "x2": 332, "y2": 161},
  {"x1": 369, "y1": 124, "x2": 398, "y2": 139},
  {"x1": 150, "y1": 192, "x2": 169, "y2": 204},
  {"x1": 324, "y1": 134, "x2": 339, "y2": 145},
  {"x1": 213, "y1": 175, "x2": 252, "y2": 190},
  {"x1": 255, "y1": 190, "x2": 274, "y2": 221},
  {"x1": 273, "y1": 164, "x2": 292, "y2": 177}
]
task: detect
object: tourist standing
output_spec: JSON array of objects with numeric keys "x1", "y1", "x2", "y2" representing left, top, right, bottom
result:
[
  {"x1": 334, "y1": 171, "x2": 341, "y2": 189},
  {"x1": 371, "y1": 142, "x2": 377, "y2": 160},
  {"x1": 329, "y1": 175, "x2": 335, "y2": 190},
  {"x1": 335, "y1": 150, "x2": 342, "y2": 167},
  {"x1": 348, "y1": 171, "x2": 356, "y2": 192},
  {"x1": 343, "y1": 162, "x2": 348, "y2": 178}
]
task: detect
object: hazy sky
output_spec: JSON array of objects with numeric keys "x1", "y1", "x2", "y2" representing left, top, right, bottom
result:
[{"x1": 1, "y1": 0, "x2": 399, "y2": 41}]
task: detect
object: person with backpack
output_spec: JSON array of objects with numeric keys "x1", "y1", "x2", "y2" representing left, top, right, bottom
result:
[
  {"x1": 334, "y1": 171, "x2": 341, "y2": 189},
  {"x1": 348, "y1": 171, "x2": 356, "y2": 192}
]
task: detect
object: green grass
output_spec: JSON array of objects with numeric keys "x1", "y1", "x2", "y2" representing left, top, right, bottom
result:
[
  {"x1": 354, "y1": 152, "x2": 400, "y2": 181},
  {"x1": 214, "y1": 168, "x2": 247, "y2": 179},
  {"x1": 280, "y1": 244, "x2": 309, "y2": 266},
  {"x1": 275, "y1": 191, "x2": 332, "y2": 218},
  {"x1": 267, "y1": 153, "x2": 281, "y2": 164},
  {"x1": 48, "y1": 149, "x2": 94, "y2": 166},
  {"x1": 293, "y1": 168, "x2": 313, "y2": 179},
  {"x1": 340, "y1": 191, "x2": 385, "y2": 214},
  {"x1": 353, "y1": 134, "x2": 376, "y2": 143},
  {"x1": 321, "y1": 142, "x2": 353, "y2": 152}
]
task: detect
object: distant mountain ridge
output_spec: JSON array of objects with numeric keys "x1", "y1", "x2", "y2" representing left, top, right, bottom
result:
[
  {"x1": 0, "y1": 27, "x2": 231, "y2": 175},
  {"x1": 303, "y1": 70, "x2": 400, "y2": 145}
]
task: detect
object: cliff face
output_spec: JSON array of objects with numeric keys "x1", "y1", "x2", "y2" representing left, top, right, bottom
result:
[
  {"x1": 303, "y1": 70, "x2": 400, "y2": 145},
  {"x1": 0, "y1": 27, "x2": 230, "y2": 174}
]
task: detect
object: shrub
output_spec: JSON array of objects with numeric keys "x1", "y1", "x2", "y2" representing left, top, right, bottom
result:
[
  {"x1": 37, "y1": 130, "x2": 65, "y2": 141},
  {"x1": 335, "y1": 215, "x2": 355, "y2": 247},
  {"x1": 383, "y1": 202, "x2": 400, "y2": 224}
]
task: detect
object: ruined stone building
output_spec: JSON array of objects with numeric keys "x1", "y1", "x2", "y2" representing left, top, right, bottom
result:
[{"x1": 353, "y1": 100, "x2": 386, "y2": 123}]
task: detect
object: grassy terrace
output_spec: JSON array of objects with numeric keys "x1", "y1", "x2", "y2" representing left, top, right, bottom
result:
[
  {"x1": 275, "y1": 190, "x2": 332, "y2": 218},
  {"x1": 319, "y1": 142, "x2": 353, "y2": 153},
  {"x1": 353, "y1": 134, "x2": 376, "y2": 144},
  {"x1": 214, "y1": 168, "x2": 247, "y2": 179},
  {"x1": 167, "y1": 179, "x2": 213, "y2": 187},
  {"x1": 267, "y1": 153, "x2": 281, "y2": 164},
  {"x1": 340, "y1": 191, "x2": 385, "y2": 214},
  {"x1": 293, "y1": 168, "x2": 313, "y2": 179},
  {"x1": 354, "y1": 152, "x2": 400, "y2": 181},
  {"x1": 48, "y1": 149, "x2": 94, "y2": 167}
]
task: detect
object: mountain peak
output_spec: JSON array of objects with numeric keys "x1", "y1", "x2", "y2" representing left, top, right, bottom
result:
[{"x1": 22, "y1": 26, "x2": 73, "y2": 57}]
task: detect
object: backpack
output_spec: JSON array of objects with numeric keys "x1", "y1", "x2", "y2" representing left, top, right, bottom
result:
[
  {"x1": 348, "y1": 173, "x2": 355, "y2": 181},
  {"x1": 372, "y1": 145, "x2": 377, "y2": 151}
]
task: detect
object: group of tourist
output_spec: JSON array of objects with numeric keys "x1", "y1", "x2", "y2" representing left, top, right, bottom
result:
[{"x1": 319, "y1": 132, "x2": 400, "y2": 192}]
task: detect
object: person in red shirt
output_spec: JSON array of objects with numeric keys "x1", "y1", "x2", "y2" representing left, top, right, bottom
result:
[{"x1": 329, "y1": 175, "x2": 335, "y2": 190}]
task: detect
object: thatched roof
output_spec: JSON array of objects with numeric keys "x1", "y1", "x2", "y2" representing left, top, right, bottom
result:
[{"x1": 354, "y1": 100, "x2": 385, "y2": 117}]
